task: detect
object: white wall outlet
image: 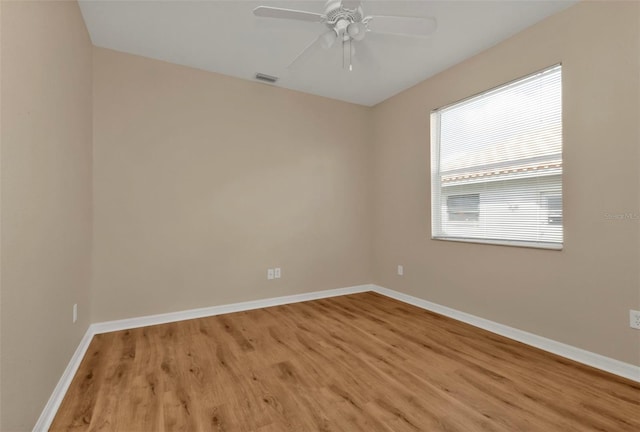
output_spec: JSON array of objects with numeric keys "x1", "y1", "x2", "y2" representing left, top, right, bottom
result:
[
  {"x1": 267, "y1": 268, "x2": 274, "y2": 280},
  {"x1": 397, "y1": 265, "x2": 404, "y2": 276},
  {"x1": 73, "y1": 304, "x2": 78, "y2": 323},
  {"x1": 274, "y1": 267, "x2": 281, "y2": 279},
  {"x1": 630, "y1": 310, "x2": 640, "y2": 330}
]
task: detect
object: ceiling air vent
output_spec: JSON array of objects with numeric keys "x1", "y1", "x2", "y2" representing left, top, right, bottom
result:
[{"x1": 255, "y1": 73, "x2": 278, "y2": 84}]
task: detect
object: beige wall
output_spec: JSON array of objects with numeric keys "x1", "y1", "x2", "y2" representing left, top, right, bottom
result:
[
  {"x1": 372, "y1": 0, "x2": 640, "y2": 366},
  {"x1": 91, "y1": 48, "x2": 373, "y2": 322},
  {"x1": 0, "y1": 1, "x2": 93, "y2": 430}
]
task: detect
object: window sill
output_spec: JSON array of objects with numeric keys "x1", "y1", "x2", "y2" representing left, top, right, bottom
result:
[{"x1": 432, "y1": 236, "x2": 563, "y2": 251}]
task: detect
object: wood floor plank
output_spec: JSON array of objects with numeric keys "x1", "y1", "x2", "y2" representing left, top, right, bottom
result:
[{"x1": 50, "y1": 292, "x2": 640, "y2": 431}]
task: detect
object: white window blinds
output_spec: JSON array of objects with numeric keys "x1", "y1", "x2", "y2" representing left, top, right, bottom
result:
[{"x1": 431, "y1": 65, "x2": 563, "y2": 249}]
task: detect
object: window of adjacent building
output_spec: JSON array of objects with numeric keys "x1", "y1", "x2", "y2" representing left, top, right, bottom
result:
[
  {"x1": 431, "y1": 65, "x2": 563, "y2": 249},
  {"x1": 543, "y1": 192, "x2": 563, "y2": 226},
  {"x1": 447, "y1": 194, "x2": 480, "y2": 222}
]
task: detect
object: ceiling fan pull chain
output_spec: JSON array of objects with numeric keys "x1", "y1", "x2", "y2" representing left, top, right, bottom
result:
[{"x1": 349, "y1": 39, "x2": 353, "y2": 72}]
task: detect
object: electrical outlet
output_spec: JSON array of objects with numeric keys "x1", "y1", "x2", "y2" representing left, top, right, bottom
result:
[
  {"x1": 274, "y1": 268, "x2": 281, "y2": 279},
  {"x1": 397, "y1": 265, "x2": 404, "y2": 276},
  {"x1": 73, "y1": 304, "x2": 78, "y2": 323},
  {"x1": 630, "y1": 310, "x2": 640, "y2": 330},
  {"x1": 267, "y1": 268, "x2": 274, "y2": 280}
]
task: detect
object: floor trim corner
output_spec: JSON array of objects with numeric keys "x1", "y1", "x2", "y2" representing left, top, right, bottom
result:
[
  {"x1": 33, "y1": 327, "x2": 95, "y2": 431},
  {"x1": 32, "y1": 284, "x2": 372, "y2": 431}
]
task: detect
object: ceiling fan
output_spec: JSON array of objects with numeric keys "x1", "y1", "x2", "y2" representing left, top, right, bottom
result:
[{"x1": 253, "y1": 0, "x2": 437, "y2": 71}]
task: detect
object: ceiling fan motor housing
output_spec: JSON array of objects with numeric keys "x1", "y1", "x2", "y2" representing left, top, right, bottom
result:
[
  {"x1": 324, "y1": 0, "x2": 365, "y2": 42},
  {"x1": 325, "y1": 1, "x2": 363, "y2": 24}
]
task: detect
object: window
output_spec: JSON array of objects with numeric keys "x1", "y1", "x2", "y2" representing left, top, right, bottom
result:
[
  {"x1": 447, "y1": 194, "x2": 479, "y2": 222},
  {"x1": 543, "y1": 192, "x2": 562, "y2": 226},
  {"x1": 431, "y1": 65, "x2": 562, "y2": 249}
]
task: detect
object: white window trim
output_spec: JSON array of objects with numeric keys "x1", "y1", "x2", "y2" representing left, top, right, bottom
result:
[{"x1": 430, "y1": 64, "x2": 563, "y2": 250}]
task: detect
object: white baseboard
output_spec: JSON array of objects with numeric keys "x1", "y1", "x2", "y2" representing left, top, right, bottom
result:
[
  {"x1": 32, "y1": 327, "x2": 95, "y2": 432},
  {"x1": 35, "y1": 282, "x2": 640, "y2": 431},
  {"x1": 90, "y1": 284, "x2": 372, "y2": 335},
  {"x1": 32, "y1": 284, "x2": 371, "y2": 431},
  {"x1": 371, "y1": 285, "x2": 640, "y2": 383}
]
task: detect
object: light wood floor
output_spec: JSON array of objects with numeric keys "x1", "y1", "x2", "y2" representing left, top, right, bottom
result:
[{"x1": 51, "y1": 292, "x2": 640, "y2": 431}]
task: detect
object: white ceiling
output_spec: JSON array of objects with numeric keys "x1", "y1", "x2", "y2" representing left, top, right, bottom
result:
[{"x1": 78, "y1": 0, "x2": 577, "y2": 106}]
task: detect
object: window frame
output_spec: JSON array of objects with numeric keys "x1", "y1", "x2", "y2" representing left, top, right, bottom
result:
[{"x1": 430, "y1": 64, "x2": 563, "y2": 251}]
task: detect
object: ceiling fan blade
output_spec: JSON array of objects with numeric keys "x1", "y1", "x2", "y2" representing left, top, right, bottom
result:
[
  {"x1": 367, "y1": 16, "x2": 437, "y2": 37},
  {"x1": 342, "y1": 1, "x2": 362, "y2": 9},
  {"x1": 253, "y1": 6, "x2": 324, "y2": 23},
  {"x1": 287, "y1": 36, "x2": 323, "y2": 70}
]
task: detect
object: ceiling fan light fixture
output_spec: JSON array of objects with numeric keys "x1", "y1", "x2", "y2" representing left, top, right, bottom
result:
[{"x1": 346, "y1": 22, "x2": 366, "y2": 41}]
